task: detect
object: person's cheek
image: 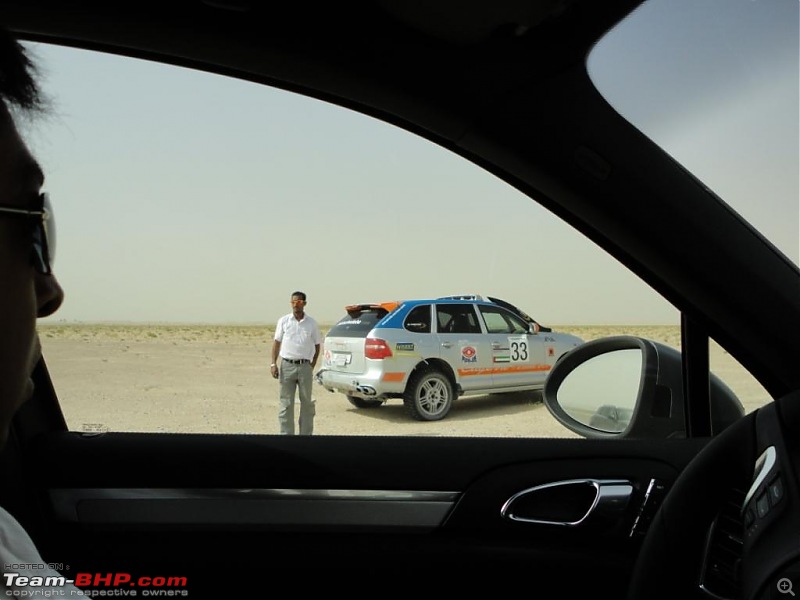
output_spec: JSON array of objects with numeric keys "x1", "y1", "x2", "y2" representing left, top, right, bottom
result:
[{"x1": 0, "y1": 261, "x2": 39, "y2": 421}]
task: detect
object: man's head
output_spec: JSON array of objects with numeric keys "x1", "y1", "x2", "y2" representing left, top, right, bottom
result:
[
  {"x1": 290, "y1": 291, "x2": 307, "y2": 316},
  {"x1": 0, "y1": 27, "x2": 64, "y2": 446}
]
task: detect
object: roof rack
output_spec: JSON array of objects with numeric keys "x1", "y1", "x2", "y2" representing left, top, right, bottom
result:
[{"x1": 436, "y1": 294, "x2": 486, "y2": 301}]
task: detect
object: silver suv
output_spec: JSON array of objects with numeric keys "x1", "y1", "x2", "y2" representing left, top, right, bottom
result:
[{"x1": 316, "y1": 296, "x2": 584, "y2": 421}]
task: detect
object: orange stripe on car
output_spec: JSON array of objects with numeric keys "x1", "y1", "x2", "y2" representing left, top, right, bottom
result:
[
  {"x1": 382, "y1": 372, "x2": 405, "y2": 382},
  {"x1": 458, "y1": 364, "x2": 552, "y2": 377}
]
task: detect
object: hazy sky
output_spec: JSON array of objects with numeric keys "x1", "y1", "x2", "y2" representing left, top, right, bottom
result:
[
  {"x1": 589, "y1": 0, "x2": 798, "y2": 265},
  {"x1": 21, "y1": 0, "x2": 798, "y2": 326}
]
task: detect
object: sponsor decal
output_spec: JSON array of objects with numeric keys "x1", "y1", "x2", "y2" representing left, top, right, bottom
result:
[
  {"x1": 395, "y1": 342, "x2": 415, "y2": 352},
  {"x1": 493, "y1": 355, "x2": 511, "y2": 363},
  {"x1": 461, "y1": 345, "x2": 477, "y2": 363},
  {"x1": 459, "y1": 364, "x2": 551, "y2": 376},
  {"x1": 547, "y1": 346, "x2": 555, "y2": 357}
]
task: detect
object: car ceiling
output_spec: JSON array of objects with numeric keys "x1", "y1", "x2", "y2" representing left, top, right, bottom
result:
[
  {"x1": 1, "y1": 0, "x2": 636, "y2": 132},
  {"x1": 2, "y1": 0, "x2": 798, "y2": 396}
]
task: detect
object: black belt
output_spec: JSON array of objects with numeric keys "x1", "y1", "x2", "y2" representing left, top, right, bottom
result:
[{"x1": 282, "y1": 358, "x2": 310, "y2": 364}]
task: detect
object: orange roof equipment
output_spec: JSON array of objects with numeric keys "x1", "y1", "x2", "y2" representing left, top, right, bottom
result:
[{"x1": 345, "y1": 301, "x2": 400, "y2": 318}]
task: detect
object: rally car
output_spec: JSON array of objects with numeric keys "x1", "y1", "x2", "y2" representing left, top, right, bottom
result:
[{"x1": 315, "y1": 297, "x2": 584, "y2": 420}]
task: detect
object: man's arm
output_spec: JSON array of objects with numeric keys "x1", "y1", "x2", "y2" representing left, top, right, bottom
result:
[
  {"x1": 270, "y1": 339, "x2": 281, "y2": 378},
  {"x1": 312, "y1": 343, "x2": 320, "y2": 369},
  {"x1": 311, "y1": 320, "x2": 323, "y2": 369},
  {"x1": 271, "y1": 339, "x2": 281, "y2": 364}
]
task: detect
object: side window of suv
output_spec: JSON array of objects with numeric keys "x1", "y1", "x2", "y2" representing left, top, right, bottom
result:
[
  {"x1": 505, "y1": 311, "x2": 530, "y2": 335},
  {"x1": 404, "y1": 305, "x2": 431, "y2": 333},
  {"x1": 436, "y1": 304, "x2": 481, "y2": 334},
  {"x1": 481, "y1": 310, "x2": 510, "y2": 333},
  {"x1": 479, "y1": 306, "x2": 528, "y2": 334}
]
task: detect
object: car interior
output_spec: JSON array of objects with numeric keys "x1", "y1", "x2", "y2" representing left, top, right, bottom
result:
[{"x1": 0, "y1": 0, "x2": 798, "y2": 598}]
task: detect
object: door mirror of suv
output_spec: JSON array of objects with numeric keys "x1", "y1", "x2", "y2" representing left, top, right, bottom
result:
[{"x1": 542, "y1": 336, "x2": 745, "y2": 439}]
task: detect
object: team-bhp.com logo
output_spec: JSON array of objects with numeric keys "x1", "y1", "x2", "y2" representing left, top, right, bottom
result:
[{"x1": 3, "y1": 572, "x2": 189, "y2": 597}]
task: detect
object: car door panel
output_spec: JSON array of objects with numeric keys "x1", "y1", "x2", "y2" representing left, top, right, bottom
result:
[
  {"x1": 478, "y1": 305, "x2": 549, "y2": 389},
  {"x1": 487, "y1": 332, "x2": 549, "y2": 388},
  {"x1": 30, "y1": 436, "x2": 702, "y2": 591},
  {"x1": 435, "y1": 304, "x2": 491, "y2": 391},
  {"x1": 439, "y1": 335, "x2": 493, "y2": 392},
  {"x1": 8, "y1": 375, "x2": 708, "y2": 591}
]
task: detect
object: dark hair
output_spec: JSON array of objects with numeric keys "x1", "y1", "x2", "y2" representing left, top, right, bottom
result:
[
  {"x1": 0, "y1": 26, "x2": 43, "y2": 112},
  {"x1": 291, "y1": 291, "x2": 307, "y2": 301}
]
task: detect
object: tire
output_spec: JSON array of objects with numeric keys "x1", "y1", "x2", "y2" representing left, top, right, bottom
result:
[
  {"x1": 403, "y1": 368, "x2": 454, "y2": 421},
  {"x1": 346, "y1": 395, "x2": 384, "y2": 409}
]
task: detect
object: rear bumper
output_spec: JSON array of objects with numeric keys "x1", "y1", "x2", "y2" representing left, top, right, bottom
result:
[{"x1": 315, "y1": 368, "x2": 405, "y2": 400}]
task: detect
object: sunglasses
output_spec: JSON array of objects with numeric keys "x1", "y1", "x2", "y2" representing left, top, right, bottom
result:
[{"x1": 0, "y1": 192, "x2": 55, "y2": 275}]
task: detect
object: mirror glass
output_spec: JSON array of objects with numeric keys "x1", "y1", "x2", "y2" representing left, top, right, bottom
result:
[{"x1": 558, "y1": 349, "x2": 643, "y2": 433}]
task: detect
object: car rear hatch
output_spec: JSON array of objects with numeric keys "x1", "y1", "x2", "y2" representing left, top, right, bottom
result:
[{"x1": 323, "y1": 303, "x2": 397, "y2": 374}]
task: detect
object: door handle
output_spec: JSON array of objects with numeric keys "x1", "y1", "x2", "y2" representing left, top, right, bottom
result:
[{"x1": 500, "y1": 479, "x2": 633, "y2": 526}]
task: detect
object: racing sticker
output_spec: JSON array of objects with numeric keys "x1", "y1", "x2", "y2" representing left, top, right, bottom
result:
[
  {"x1": 396, "y1": 342, "x2": 415, "y2": 352},
  {"x1": 492, "y1": 344, "x2": 510, "y2": 363},
  {"x1": 461, "y1": 345, "x2": 478, "y2": 363},
  {"x1": 508, "y1": 335, "x2": 530, "y2": 362},
  {"x1": 547, "y1": 346, "x2": 555, "y2": 357}
]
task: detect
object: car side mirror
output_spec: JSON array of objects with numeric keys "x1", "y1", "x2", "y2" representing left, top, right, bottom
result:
[{"x1": 542, "y1": 336, "x2": 745, "y2": 439}]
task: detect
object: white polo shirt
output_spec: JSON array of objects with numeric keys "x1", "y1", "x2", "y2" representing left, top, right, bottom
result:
[{"x1": 274, "y1": 313, "x2": 322, "y2": 361}]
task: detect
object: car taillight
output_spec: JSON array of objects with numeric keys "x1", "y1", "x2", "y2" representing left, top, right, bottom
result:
[{"x1": 364, "y1": 338, "x2": 393, "y2": 360}]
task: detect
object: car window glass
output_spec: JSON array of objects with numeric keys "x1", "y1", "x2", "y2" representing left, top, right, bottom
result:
[
  {"x1": 404, "y1": 305, "x2": 431, "y2": 333},
  {"x1": 586, "y1": 0, "x2": 785, "y2": 419},
  {"x1": 27, "y1": 42, "x2": 770, "y2": 437},
  {"x1": 588, "y1": 0, "x2": 798, "y2": 267},
  {"x1": 327, "y1": 309, "x2": 386, "y2": 338},
  {"x1": 436, "y1": 304, "x2": 480, "y2": 335},
  {"x1": 481, "y1": 310, "x2": 510, "y2": 334},
  {"x1": 479, "y1": 306, "x2": 527, "y2": 335},
  {"x1": 504, "y1": 311, "x2": 529, "y2": 335}
]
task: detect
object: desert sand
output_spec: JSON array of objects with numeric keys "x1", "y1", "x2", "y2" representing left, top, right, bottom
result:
[{"x1": 37, "y1": 324, "x2": 771, "y2": 438}]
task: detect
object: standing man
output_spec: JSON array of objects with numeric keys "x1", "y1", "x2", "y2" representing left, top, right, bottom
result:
[{"x1": 270, "y1": 291, "x2": 322, "y2": 435}]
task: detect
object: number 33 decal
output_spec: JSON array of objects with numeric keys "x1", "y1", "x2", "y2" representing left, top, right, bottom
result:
[{"x1": 509, "y1": 336, "x2": 529, "y2": 362}]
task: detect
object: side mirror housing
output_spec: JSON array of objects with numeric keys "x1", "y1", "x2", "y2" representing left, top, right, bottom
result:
[{"x1": 543, "y1": 336, "x2": 744, "y2": 439}]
